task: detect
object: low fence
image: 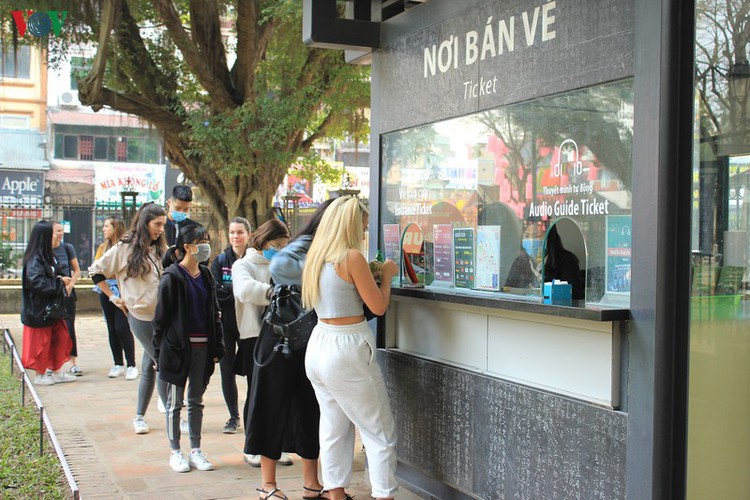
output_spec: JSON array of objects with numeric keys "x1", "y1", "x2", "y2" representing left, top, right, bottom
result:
[
  {"x1": 2, "y1": 328, "x2": 80, "y2": 499},
  {"x1": 0, "y1": 202, "x2": 321, "y2": 279}
]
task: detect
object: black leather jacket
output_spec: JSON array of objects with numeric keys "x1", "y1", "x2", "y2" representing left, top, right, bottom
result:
[{"x1": 21, "y1": 255, "x2": 63, "y2": 327}]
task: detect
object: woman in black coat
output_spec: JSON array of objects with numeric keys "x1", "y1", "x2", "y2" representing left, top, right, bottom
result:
[
  {"x1": 152, "y1": 222, "x2": 225, "y2": 473},
  {"x1": 20, "y1": 220, "x2": 76, "y2": 386}
]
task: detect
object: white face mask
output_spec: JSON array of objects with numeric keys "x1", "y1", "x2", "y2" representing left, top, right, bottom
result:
[{"x1": 192, "y1": 243, "x2": 211, "y2": 262}]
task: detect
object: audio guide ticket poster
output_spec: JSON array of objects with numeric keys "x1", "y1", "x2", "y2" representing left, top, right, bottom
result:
[{"x1": 433, "y1": 224, "x2": 454, "y2": 284}]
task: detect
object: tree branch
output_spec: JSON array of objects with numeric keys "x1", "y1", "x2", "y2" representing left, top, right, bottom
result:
[
  {"x1": 232, "y1": 0, "x2": 275, "y2": 102},
  {"x1": 152, "y1": 0, "x2": 236, "y2": 110},
  {"x1": 189, "y1": 0, "x2": 233, "y2": 102}
]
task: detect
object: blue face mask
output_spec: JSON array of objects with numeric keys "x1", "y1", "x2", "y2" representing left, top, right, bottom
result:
[
  {"x1": 262, "y1": 248, "x2": 279, "y2": 260},
  {"x1": 171, "y1": 210, "x2": 188, "y2": 223}
]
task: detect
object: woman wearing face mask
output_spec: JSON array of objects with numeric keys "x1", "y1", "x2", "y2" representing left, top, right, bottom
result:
[
  {"x1": 210, "y1": 217, "x2": 252, "y2": 434},
  {"x1": 153, "y1": 222, "x2": 225, "y2": 473},
  {"x1": 231, "y1": 219, "x2": 290, "y2": 471},
  {"x1": 89, "y1": 203, "x2": 168, "y2": 435}
]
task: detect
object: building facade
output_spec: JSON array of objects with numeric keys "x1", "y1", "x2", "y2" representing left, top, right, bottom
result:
[{"x1": 306, "y1": 0, "x2": 745, "y2": 498}]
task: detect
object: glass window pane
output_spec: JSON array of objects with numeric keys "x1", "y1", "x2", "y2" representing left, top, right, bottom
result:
[
  {"x1": 380, "y1": 79, "x2": 634, "y2": 305},
  {"x1": 63, "y1": 135, "x2": 78, "y2": 159},
  {"x1": 94, "y1": 137, "x2": 109, "y2": 160},
  {"x1": 687, "y1": 1, "x2": 750, "y2": 498}
]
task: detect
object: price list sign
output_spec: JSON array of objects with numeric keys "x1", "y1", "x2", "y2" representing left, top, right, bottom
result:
[
  {"x1": 453, "y1": 228, "x2": 475, "y2": 289},
  {"x1": 433, "y1": 224, "x2": 453, "y2": 282}
]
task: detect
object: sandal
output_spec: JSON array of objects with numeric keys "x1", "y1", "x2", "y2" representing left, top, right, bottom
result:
[
  {"x1": 302, "y1": 486, "x2": 330, "y2": 499},
  {"x1": 257, "y1": 482, "x2": 288, "y2": 500}
]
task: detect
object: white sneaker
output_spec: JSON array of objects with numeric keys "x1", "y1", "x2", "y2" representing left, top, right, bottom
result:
[
  {"x1": 278, "y1": 452, "x2": 293, "y2": 466},
  {"x1": 133, "y1": 416, "x2": 149, "y2": 434},
  {"x1": 108, "y1": 365, "x2": 124, "y2": 378},
  {"x1": 50, "y1": 371, "x2": 76, "y2": 384},
  {"x1": 169, "y1": 450, "x2": 190, "y2": 473},
  {"x1": 125, "y1": 366, "x2": 139, "y2": 380},
  {"x1": 34, "y1": 374, "x2": 55, "y2": 386},
  {"x1": 243, "y1": 453, "x2": 261, "y2": 467},
  {"x1": 157, "y1": 397, "x2": 166, "y2": 413},
  {"x1": 188, "y1": 449, "x2": 214, "y2": 471},
  {"x1": 180, "y1": 419, "x2": 189, "y2": 434}
]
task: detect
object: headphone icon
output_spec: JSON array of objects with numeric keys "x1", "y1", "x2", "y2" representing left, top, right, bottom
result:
[{"x1": 553, "y1": 139, "x2": 583, "y2": 178}]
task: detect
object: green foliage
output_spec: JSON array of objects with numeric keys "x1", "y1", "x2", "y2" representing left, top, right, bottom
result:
[
  {"x1": 0, "y1": 232, "x2": 14, "y2": 272},
  {"x1": 0, "y1": 358, "x2": 67, "y2": 499}
]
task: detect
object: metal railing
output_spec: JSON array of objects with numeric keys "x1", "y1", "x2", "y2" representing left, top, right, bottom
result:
[{"x1": 1, "y1": 328, "x2": 80, "y2": 500}]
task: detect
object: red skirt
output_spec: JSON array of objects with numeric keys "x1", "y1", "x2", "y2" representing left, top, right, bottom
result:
[{"x1": 21, "y1": 320, "x2": 72, "y2": 374}]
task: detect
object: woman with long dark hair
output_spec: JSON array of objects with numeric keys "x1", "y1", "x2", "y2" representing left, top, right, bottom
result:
[
  {"x1": 21, "y1": 220, "x2": 76, "y2": 386},
  {"x1": 153, "y1": 222, "x2": 224, "y2": 473},
  {"x1": 94, "y1": 215, "x2": 137, "y2": 380},
  {"x1": 89, "y1": 203, "x2": 168, "y2": 434},
  {"x1": 210, "y1": 216, "x2": 252, "y2": 434},
  {"x1": 231, "y1": 219, "x2": 290, "y2": 471},
  {"x1": 245, "y1": 199, "x2": 334, "y2": 500}
]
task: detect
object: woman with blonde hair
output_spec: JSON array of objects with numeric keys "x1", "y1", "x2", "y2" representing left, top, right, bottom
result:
[
  {"x1": 94, "y1": 215, "x2": 138, "y2": 380},
  {"x1": 302, "y1": 196, "x2": 399, "y2": 500}
]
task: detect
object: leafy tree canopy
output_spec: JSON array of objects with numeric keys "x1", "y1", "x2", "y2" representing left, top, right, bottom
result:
[{"x1": 2, "y1": 0, "x2": 369, "y2": 229}]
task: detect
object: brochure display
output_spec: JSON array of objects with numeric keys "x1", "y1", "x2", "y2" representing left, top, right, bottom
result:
[
  {"x1": 433, "y1": 224, "x2": 454, "y2": 285},
  {"x1": 401, "y1": 223, "x2": 425, "y2": 288},
  {"x1": 383, "y1": 224, "x2": 401, "y2": 284},
  {"x1": 476, "y1": 226, "x2": 501, "y2": 291},
  {"x1": 605, "y1": 215, "x2": 632, "y2": 293},
  {"x1": 453, "y1": 228, "x2": 475, "y2": 289}
]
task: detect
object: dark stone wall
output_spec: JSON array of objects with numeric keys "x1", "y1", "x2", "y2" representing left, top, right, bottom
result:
[{"x1": 380, "y1": 351, "x2": 627, "y2": 499}]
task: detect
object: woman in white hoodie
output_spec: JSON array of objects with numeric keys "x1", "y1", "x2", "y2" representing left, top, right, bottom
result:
[
  {"x1": 231, "y1": 219, "x2": 290, "y2": 474},
  {"x1": 89, "y1": 203, "x2": 168, "y2": 435}
]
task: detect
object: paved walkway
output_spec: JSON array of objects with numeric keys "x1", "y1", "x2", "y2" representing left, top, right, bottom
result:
[{"x1": 1, "y1": 313, "x2": 422, "y2": 499}]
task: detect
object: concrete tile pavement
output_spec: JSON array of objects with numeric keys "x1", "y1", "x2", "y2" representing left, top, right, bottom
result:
[{"x1": 0, "y1": 312, "x2": 423, "y2": 500}]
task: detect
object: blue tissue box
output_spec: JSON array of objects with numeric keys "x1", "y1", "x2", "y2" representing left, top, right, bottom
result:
[{"x1": 543, "y1": 281, "x2": 572, "y2": 305}]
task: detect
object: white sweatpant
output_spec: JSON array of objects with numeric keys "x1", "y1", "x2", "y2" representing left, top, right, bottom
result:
[{"x1": 305, "y1": 320, "x2": 398, "y2": 498}]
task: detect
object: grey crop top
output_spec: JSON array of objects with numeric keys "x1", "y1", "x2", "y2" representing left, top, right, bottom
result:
[{"x1": 315, "y1": 262, "x2": 364, "y2": 319}]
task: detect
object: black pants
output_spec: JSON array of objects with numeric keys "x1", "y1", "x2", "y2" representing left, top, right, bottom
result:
[
  {"x1": 219, "y1": 328, "x2": 239, "y2": 419},
  {"x1": 99, "y1": 293, "x2": 136, "y2": 367},
  {"x1": 64, "y1": 296, "x2": 77, "y2": 357},
  {"x1": 234, "y1": 337, "x2": 258, "y2": 430},
  {"x1": 244, "y1": 334, "x2": 320, "y2": 460}
]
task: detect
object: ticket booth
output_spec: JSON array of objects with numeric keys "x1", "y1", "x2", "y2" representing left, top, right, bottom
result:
[{"x1": 305, "y1": 0, "x2": 741, "y2": 498}]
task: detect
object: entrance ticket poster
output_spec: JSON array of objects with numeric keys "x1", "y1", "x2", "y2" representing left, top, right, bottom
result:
[
  {"x1": 433, "y1": 224, "x2": 453, "y2": 283},
  {"x1": 453, "y1": 228, "x2": 475, "y2": 289},
  {"x1": 476, "y1": 226, "x2": 501, "y2": 291},
  {"x1": 605, "y1": 215, "x2": 632, "y2": 293}
]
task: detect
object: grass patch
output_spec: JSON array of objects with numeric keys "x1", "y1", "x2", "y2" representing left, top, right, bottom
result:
[{"x1": 0, "y1": 349, "x2": 70, "y2": 499}]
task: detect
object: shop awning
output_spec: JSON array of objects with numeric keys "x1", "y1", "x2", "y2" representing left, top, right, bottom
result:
[
  {"x1": 45, "y1": 168, "x2": 95, "y2": 184},
  {"x1": 48, "y1": 110, "x2": 151, "y2": 128},
  {"x1": 0, "y1": 129, "x2": 49, "y2": 171}
]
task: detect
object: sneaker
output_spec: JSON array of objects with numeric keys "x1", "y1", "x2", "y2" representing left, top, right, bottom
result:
[
  {"x1": 180, "y1": 419, "x2": 189, "y2": 434},
  {"x1": 169, "y1": 450, "x2": 190, "y2": 473},
  {"x1": 125, "y1": 366, "x2": 139, "y2": 380},
  {"x1": 157, "y1": 397, "x2": 166, "y2": 414},
  {"x1": 133, "y1": 416, "x2": 149, "y2": 434},
  {"x1": 108, "y1": 365, "x2": 124, "y2": 378},
  {"x1": 223, "y1": 417, "x2": 239, "y2": 434},
  {"x1": 69, "y1": 365, "x2": 83, "y2": 376},
  {"x1": 188, "y1": 449, "x2": 214, "y2": 471},
  {"x1": 34, "y1": 374, "x2": 55, "y2": 386},
  {"x1": 50, "y1": 371, "x2": 76, "y2": 384},
  {"x1": 278, "y1": 452, "x2": 293, "y2": 466},
  {"x1": 243, "y1": 453, "x2": 261, "y2": 467}
]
